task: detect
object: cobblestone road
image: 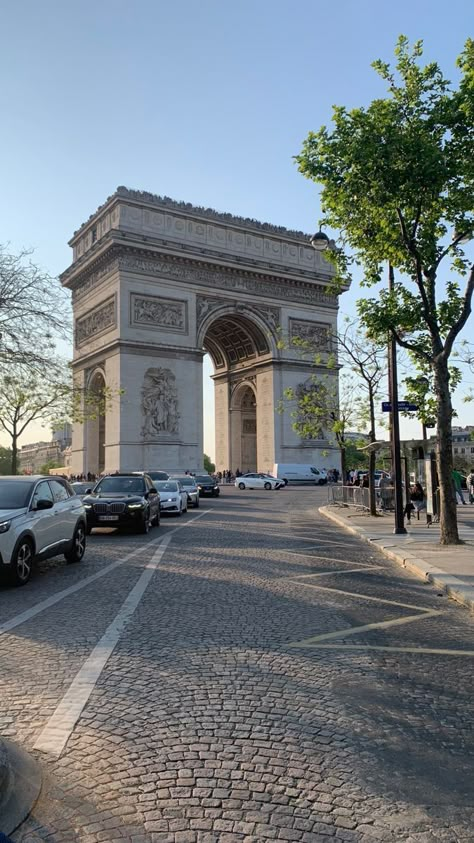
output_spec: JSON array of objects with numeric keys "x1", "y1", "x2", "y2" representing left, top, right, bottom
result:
[{"x1": 2, "y1": 487, "x2": 474, "y2": 842}]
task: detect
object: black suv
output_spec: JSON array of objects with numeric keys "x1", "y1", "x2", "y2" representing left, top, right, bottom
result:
[
  {"x1": 194, "y1": 475, "x2": 220, "y2": 497},
  {"x1": 83, "y1": 473, "x2": 160, "y2": 534}
]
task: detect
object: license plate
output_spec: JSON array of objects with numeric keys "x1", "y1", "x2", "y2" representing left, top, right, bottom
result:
[{"x1": 98, "y1": 515, "x2": 119, "y2": 521}]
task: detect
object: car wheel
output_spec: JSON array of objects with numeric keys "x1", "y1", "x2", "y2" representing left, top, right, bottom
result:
[
  {"x1": 283, "y1": 479, "x2": 288, "y2": 486},
  {"x1": 10, "y1": 538, "x2": 34, "y2": 586},
  {"x1": 264, "y1": 482, "x2": 272, "y2": 490},
  {"x1": 138, "y1": 512, "x2": 150, "y2": 533},
  {"x1": 65, "y1": 523, "x2": 86, "y2": 564},
  {"x1": 238, "y1": 482, "x2": 246, "y2": 490},
  {"x1": 318, "y1": 479, "x2": 325, "y2": 485}
]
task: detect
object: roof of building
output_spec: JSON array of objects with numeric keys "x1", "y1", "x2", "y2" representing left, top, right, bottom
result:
[{"x1": 72, "y1": 185, "x2": 314, "y2": 244}]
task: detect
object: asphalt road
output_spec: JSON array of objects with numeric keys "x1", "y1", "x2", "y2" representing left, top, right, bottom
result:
[{"x1": 1, "y1": 486, "x2": 474, "y2": 843}]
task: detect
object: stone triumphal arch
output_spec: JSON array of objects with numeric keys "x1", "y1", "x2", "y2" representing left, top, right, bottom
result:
[{"x1": 61, "y1": 187, "x2": 345, "y2": 475}]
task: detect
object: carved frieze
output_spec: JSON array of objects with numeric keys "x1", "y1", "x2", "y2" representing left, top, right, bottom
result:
[
  {"x1": 118, "y1": 253, "x2": 336, "y2": 307},
  {"x1": 72, "y1": 257, "x2": 120, "y2": 303},
  {"x1": 75, "y1": 296, "x2": 116, "y2": 347},
  {"x1": 289, "y1": 319, "x2": 332, "y2": 350},
  {"x1": 131, "y1": 293, "x2": 188, "y2": 333},
  {"x1": 141, "y1": 367, "x2": 179, "y2": 438},
  {"x1": 196, "y1": 296, "x2": 280, "y2": 333}
]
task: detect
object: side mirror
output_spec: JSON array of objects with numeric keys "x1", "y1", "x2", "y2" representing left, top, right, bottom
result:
[
  {"x1": 36, "y1": 498, "x2": 54, "y2": 511},
  {"x1": 85, "y1": 488, "x2": 92, "y2": 494}
]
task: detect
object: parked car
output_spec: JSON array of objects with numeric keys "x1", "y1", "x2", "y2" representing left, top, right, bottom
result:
[
  {"x1": 155, "y1": 480, "x2": 188, "y2": 515},
  {"x1": 235, "y1": 473, "x2": 284, "y2": 490},
  {"x1": 194, "y1": 475, "x2": 220, "y2": 497},
  {"x1": 171, "y1": 475, "x2": 199, "y2": 508},
  {"x1": 71, "y1": 481, "x2": 92, "y2": 498},
  {"x1": 272, "y1": 464, "x2": 328, "y2": 485},
  {"x1": 144, "y1": 470, "x2": 170, "y2": 482},
  {"x1": 0, "y1": 476, "x2": 87, "y2": 586},
  {"x1": 83, "y1": 473, "x2": 160, "y2": 534}
]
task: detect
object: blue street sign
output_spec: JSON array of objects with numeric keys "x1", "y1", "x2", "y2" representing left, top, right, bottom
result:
[{"x1": 382, "y1": 401, "x2": 419, "y2": 412}]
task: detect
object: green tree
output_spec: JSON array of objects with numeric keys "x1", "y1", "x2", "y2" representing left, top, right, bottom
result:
[
  {"x1": 0, "y1": 364, "x2": 121, "y2": 475},
  {"x1": 39, "y1": 460, "x2": 61, "y2": 475},
  {"x1": 297, "y1": 36, "x2": 474, "y2": 544},
  {"x1": 0, "y1": 446, "x2": 13, "y2": 475},
  {"x1": 203, "y1": 453, "x2": 215, "y2": 473}
]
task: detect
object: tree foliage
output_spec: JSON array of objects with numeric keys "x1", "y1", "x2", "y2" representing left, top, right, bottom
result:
[
  {"x1": 296, "y1": 36, "x2": 474, "y2": 543},
  {"x1": 0, "y1": 246, "x2": 70, "y2": 372},
  {"x1": 0, "y1": 364, "x2": 121, "y2": 474},
  {"x1": 203, "y1": 453, "x2": 215, "y2": 473}
]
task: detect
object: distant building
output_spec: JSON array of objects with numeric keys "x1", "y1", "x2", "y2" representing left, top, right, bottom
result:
[
  {"x1": 19, "y1": 424, "x2": 73, "y2": 474},
  {"x1": 452, "y1": 426, "x2": 474, "y2": 459}
]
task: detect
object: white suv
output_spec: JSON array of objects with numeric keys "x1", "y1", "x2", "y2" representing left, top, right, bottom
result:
[{"x1": 0, "y1": 476, "x2": 87, "y2": 586}]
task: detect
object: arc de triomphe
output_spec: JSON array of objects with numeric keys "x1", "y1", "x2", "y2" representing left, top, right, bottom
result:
[{"x1": 61, "y1": 187, "x2": 345, "y2": 475}]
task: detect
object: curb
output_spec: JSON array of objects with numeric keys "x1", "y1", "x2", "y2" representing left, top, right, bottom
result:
[
  {"x1": 0, "y1": 739, "x2": 42, "y2": 836},
  {"x1": 319, "y1": 505, "x2": 474, "y2": 613}
]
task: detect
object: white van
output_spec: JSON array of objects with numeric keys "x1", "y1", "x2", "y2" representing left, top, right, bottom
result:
[{"x1": 272, "y1": 464, "x2": 328, "y2": 485}]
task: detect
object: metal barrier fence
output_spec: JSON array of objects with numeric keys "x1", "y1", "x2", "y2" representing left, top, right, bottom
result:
[{"x1": 328, "y1": 485, "x2": 396, "y2": 511}]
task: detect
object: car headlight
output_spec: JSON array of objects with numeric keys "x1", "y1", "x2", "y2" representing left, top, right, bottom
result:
[
  {"x1": 0, "y1": 520, "x2": 11, "y2": 533},
  {"x1": 84, "y1": 504, "x2": 92, "y2": 510},
  {"x1": 128, "y1": 503, "x2": 144, "y2": 509}
]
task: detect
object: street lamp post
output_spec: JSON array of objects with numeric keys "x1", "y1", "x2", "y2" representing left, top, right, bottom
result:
[{"x1": 388, "y1": 263, "x2": 407, "y2": 534}]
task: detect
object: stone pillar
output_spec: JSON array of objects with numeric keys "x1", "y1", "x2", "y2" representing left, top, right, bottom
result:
[
  {"x1": 256, "y1": 369, "x2": 276, "y2": 473},
  {"x1": 214, "y1": 376, "x2": 230, "y2": 473}
]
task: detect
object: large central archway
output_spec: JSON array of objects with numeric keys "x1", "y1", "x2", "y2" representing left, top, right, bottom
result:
[{"x1": 201, "y1": 310, "x2": 275, "y2": 473}]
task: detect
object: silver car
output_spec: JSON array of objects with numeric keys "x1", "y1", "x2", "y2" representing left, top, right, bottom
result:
[
  {"x1": 0, "y1": 476, "x2": 87, "y2": 586},
  {"x1": 171, "y1": 476, "x2": 199, "y2": 508}
]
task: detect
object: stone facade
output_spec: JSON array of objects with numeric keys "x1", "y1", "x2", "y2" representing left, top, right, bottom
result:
[{"x1": 61, "y1": 188, "x2": 348, "y2": 475}]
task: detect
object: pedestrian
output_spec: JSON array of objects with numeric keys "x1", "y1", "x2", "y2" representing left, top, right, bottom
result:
[
  {"x1": 379, "y1": 474, "x2": 391, "y2": 511},
  {"x1": 466, "y1": 467, "x2": 474, "y2": 504},
  {"x1": 452, "y1": 468, "x2": 467, "y2": 505},
  {"x1": 410, "y1": 481, "x2": 426, "y2": 519}
]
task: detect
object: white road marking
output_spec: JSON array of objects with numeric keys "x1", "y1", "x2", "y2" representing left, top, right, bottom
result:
[
  {"x1": 288, "y1": 609, "x2": 441, "y2": 648},
  {"x1": 288, "y1": 580, "x2": 431, "y2": 612},
  {"x1": 0, "y1": 510, "x2": 211, "y2": 635},
  {"x1": 283, "y1": 550, "x2": 374, "y2": 566},
  {"x1": 293, "y1": 643, "x2": 474, "y2": 657},
  {"x1": 33, "y1": 536, "x2": 173, "y2": 758},
  {"x1": 289, "y1": 566, "x2": 383, "y2": 579}
]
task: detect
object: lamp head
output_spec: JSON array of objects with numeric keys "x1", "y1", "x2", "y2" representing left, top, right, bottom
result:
[{"x1": 310, "y1": 228, "x2": 330, "y2": 252}]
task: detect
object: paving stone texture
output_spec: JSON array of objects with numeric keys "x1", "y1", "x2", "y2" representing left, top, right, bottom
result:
[{"x1": 1, "y1": 487, "x2": 473, "y2": 842}]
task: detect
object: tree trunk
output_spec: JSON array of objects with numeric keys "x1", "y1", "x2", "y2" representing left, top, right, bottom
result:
[
  {"x1": 11, "y1": 433, "x2": 18, "y2": 475},
  {"x1": 368, "y1": 387, "x2": 377, "y2": 516},
  {"x1": 339, "y1": 444, "x2": 346, "y2": 484},
  {"x1": 433, "y1": 358, "x2": 460, "y2": 544}
]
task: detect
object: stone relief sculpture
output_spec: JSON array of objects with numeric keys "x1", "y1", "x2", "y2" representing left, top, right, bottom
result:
[
  {"x1": 75, "y1": 297, "x2": 116, "y2": 347},
  {"x1": 290, "y1": 319, "x2": 332, "y2": 349},
  {"x1": 141, "y1": 368, "x2": 179, "y2": 438},
  {"x1": 132, "y1": 294, "x2": 186, "y2": 331}
]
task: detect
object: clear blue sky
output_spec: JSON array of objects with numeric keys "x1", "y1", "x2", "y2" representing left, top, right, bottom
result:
[{"x1": 1, "y1": 0, "x2": 473, "y2": 453}]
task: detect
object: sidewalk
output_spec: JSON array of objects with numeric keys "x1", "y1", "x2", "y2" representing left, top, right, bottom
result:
[{"x1": 319, "y1": 503, "x2": 474, "y2": 612}]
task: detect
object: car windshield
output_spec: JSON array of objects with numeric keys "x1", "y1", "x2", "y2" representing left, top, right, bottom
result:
[
  {"x1": 172, "y1": 477, "x2": 194, "y2": 487},
  {"x1": 195, "y1": 476, "x2": 212, "y2": 483},
  {"x1": 72, "y1": 483, "x2": 90, "y2": 494},
  {"x1": 0, "y1": 480, "x2": 34, "y2": 509},
  {"x1": 156, "y1": 481, "x2": 178, "y2": 492},
  {"x1": 93, "y1": 477, "x2": 145, "y2": 494},
  {"x1": 147, "y1": 471, "x2": 169, "y2": 481}
]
